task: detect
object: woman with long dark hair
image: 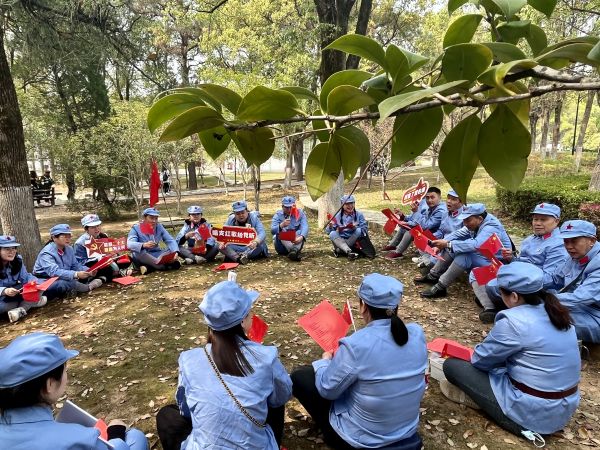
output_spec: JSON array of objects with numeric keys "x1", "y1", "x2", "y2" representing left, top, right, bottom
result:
[
  {"x1": 0, "y1": 332, "x2": 149, "y2": 449},
  {"x1": 326, "y1": 195, "x2": 375, "y2": 260},
  {"x1": 292, "y1": 273, "x2": 427, "y2": 450},
  {"x1": 0, "y1": 235, "x2": 47, "y2": 323},
  {"x1": 442, "y1": 262, "x2": 580, "y2": 445},
  {"x1": 156, "y1": 281, "x2": 292, "y2": 450}
]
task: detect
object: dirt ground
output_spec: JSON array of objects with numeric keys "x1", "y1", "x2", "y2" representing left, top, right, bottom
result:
[{"x1": 2, "y1": 184, "x2": 599, "y2": 450}]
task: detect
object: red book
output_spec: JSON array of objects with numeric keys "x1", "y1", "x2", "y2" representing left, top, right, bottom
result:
[
  {"x1": 383, "y1": 219, "x2": 397, "y2": 236},
  {"x1": 139, "y1": 222, "x2": 155, "y2": 235},
  {"x1": 247, "y1": 314, "x2": 269, "y2": 343},
  {"x1": 298, "y1": 300, "x2": 350, "y2": 353},
  {"x1": 154, "y1": 252, "x2": 178, "y2": 265},
  {"x1": 95, "y1": 418, "x2": 109, "y2": 441},
  {"x1": 214, "y1": 262, "x2": 240, "y2": 271},
  {"x1": 427, "y1": 338, "x2": 474, "y2": 361},
  {"x1": 112, "y1": 276, "x2": 141, "y2": 286},
  {"x1": 86, "y1": 255, "x2": 115, "y2": 273},
  {"x1": 278, "y1": 230, "x2": 296, "y2": 241}
]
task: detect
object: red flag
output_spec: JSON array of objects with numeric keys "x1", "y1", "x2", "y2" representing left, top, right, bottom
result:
[
  {"x1": 247, "y1": 314, "x2": 269, "y2": 343},
  {"x1": 149, "y1": 160, "x2": 160, "y2": 207},
  {"x1": 21, "y1": 281, "x2": 41, "y2": 302},
  {"x1": 290, "y1": 205, "x2": 300, "y2": 220},
  {"x1": 479, "y1": 233, "x2": 502, "y2": 259},
  {"x1": 197, "y1": 224, "x2": 212, "y2": 240},
  {"x1": 341, "y1": 301, "x2": 353, "y2": 326},
  {"x1": 383, "y1": 220, "x2": 397, "y2": 236},
  {"x1": 139, "y1": 222, "x2": 155, "y2": 235},
  {"x1": 472, "y1": 258, "x2": 503, "y2": 285}
]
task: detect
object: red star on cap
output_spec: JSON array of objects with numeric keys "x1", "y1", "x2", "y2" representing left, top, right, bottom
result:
[{"x1": 566, "y1": 224, "x2": 573, "y2": 230}]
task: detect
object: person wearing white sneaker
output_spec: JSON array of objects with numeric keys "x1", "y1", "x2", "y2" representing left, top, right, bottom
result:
[
  {"x1": 33, "y1": 224, "x2": 102, "y2": 300},
  {"x1": 442, "y1": 263, "x2": 580, "y2": 442},
  {"x1": 175, "y1": 206, "x2": 219, "y2": 264},
  {"x1": 1, "y1": 236, "x2": 49, "y2": 322}
]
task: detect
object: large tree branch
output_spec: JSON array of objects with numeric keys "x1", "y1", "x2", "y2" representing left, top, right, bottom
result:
[{"x1": 223, "y1": 80, "x2": 600, "y2": 132}]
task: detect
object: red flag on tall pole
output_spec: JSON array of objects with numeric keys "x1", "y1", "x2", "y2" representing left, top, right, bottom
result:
[{"x1": 149, "y1": 160, "x2": 160, "y2": 207}]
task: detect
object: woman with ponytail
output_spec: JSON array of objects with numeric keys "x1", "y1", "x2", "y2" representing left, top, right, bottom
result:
[
  {"x1": 292, "y1": 273, "x2": 427, "y2": 450},
  {"x1": 442, "y1": 262, "x2": 580, "y2": 443}
]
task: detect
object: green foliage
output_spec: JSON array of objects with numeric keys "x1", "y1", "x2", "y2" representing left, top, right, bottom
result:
[
  {"x1": 442, "y1": 44, "x2": 493, "y2": 82},
  {"x1": 236, "y1": 86, "x2": 304, "y2": 121},
  {"x1": 443, "y1": 15, "x2": 483, "y2": 48},
  {"x1": 496, "y1": 175, "x2": 600, "y2": 221},
  {"x1": 391, "y1": 107, "x2": 443, "y2": 168},
  {"x1": 324, "y1": 34, "x2": 387, "y2": 70}
]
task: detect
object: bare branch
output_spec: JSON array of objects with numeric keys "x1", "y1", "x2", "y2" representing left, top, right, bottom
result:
[{"x1": 196, "y1": 0, "x2": 229, "y2": 14}]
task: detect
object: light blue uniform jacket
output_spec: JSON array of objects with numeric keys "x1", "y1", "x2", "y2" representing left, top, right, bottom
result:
[
  {"x1": 406, "y1": 203, "x2": 447, "y2": 233},
  {"x1": 472, "y1": 304, "x2": 580, "y2": 434},
  {"x1": 176, "y1": 341, "x2": 292, "y2": 450},
  {"x1": 33, "y1": 243, "x2": 88, "y2": 280},
  {"x1": 127, "y1": 223, "x2": 178, "y2": 258},
  {"x1": 0, "y1": 256, "x2": 37, "y2": 300},
  {"x1": 224, "y1": 212, "x2": 269, "y2": 255},
  {"x1": 175, "y1": 220, "x2": 217, "y2": 247},
  {"x1": 326, "y1": 210, "x2": 368, "y2": 240},
  {"x1": 547, "y1": 242, "x2": 600, "y2": 343},
  {"x1": 0, "y1": 405, "x2": 148, "y2": 450},
  {"x1": 433, "y1": 210, "x2": 463, "y2": 239},
  {"x1": 313, "y1": 320, "x2": 427, "y2": 448},
  {"x1": 270, "y1": 209, "x2": 309, "y2": 240}
]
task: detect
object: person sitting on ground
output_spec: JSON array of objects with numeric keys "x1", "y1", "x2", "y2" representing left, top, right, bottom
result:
[
  {"x1": 0, "y1": 332, "x2": 149, "y2": 450},
  {"x1": 30, "y1": 170, "x2": 39, "y2": 189},
  {"x1": 326, "y1": 195, "x2": 375, "y2": 260},
  {"x1": 156, "y1": 281, "x2": 292, "y2": 450},
  {"x1": 175, "y1": 206, "x2": 219, "y2": 264},
  {"x1": 384, "y1": 187, "x2": 446, "y2": 259},
  {"x1": 418, "y1": 203, "x2": 511, "y2": 304},
  {"x1": 74, "y1": 214, "x2": 133, "y2": 280},
  {"x1": 127, "y1": 208, "x2": 181, "y2": 274},
  {"x1": 218, "y1": 201, "x2": 268, "y2": 265},
  {"x1": 546, "y1": 220, "x2": 600, "y2": 343},
  {"x1": 292, "y1": 273, "x2": 427, "y2": 450},
  {"x1": 271, "y1": 196, "x2": 309, "y2": 262},
  {"x1": 441, "y1": 262, "x2": 580, "y2": 445},
  {"x1": 479, "y1": 203, "x2": 569, "y2": 323},
  {"x1": 33, "y1": 224, "x2": 103, "y2": 300},
  {"x1": 413, "y1": 189, "x2": 464, "y2": 271},
  {"x1": 0, "y1": 236, "x2": 47, "y2": 323}
]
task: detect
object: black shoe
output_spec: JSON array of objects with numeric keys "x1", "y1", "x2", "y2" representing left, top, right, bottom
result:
[
  {"x1": 421, "y1": 284, "x2": 447, "y2": 299},
  {"x1": 238, "y1": 253, "x2": 249, "y2": 265},
  {"x1": 287, "y1": 249, "x2": 301, "y2": 261},
  {"x1": 479, "y1": 309, "x2": 498, "y2": 324},
  {"x1": 347, "y1": 252, "x2": 359, "y2": 261},
  {"x1": 413, "y1": 273, "x2": 438, "y2": 285},
  {"x1": 168, "y1": 260, "x2": 182, "y2": 270}
]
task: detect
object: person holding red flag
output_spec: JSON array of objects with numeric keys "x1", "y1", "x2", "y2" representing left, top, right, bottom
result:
[
  {"x1": 326, "y1": 195, "x2": 375, "y2": 260},
  {"x1": 175, "y1": 206, "x2": 219, "y2": 264},
  {"x1": 0, "y1": 236, "x2": 47, "y2": 323},
  {"x1": 270, "y1": 196, "x2": 309, "y2": 261},
  {"x1": 127, "y1": 208, "x2": 181, "y2": 274},
  {"x1": 218, "y1": 201, "x2": 268, "y2": 265}
]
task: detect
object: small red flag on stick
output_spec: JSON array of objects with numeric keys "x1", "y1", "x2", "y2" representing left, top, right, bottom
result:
[{"x1": 149, "y1": 160, "x2": 161, "y2": 207}]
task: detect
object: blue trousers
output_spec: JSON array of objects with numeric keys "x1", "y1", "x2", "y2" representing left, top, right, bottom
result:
[{"x1": 273, "y1": 237, "x2": 304, "y2": 255}]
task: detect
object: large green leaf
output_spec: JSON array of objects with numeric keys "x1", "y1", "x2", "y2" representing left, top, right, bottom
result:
[
  {"x1": 589, "y1": 41, "x2": 600, "y2": 64},
  {"x1": 527, "y1": 0, "x2": 557, "y2": 16},
  {"x1": 198, "y1": 126, "x2": 231, "y2": 160},
  {"x1": 305, "y1": 142, "x2": 342, "y2": 200},
  {"x1": 490, "y1": 0, "x2": 527, "y2": 19},
  {"x1": 439, "y1": 114, "x2": 482, "y2": 201},
  {"x1": 478, "y1": 59, "x2": 537, "y2": 95},
  {"x1": 391, "y1": 107, "x2": 443, "y2": 168},
  {"x1": 158, "y1": 106, "x2": 224, "y2": 142},
  {"x1": 478, "y1": 104, "x2": 530, "y2": 191},
  {"x1": 326, "y1": 85, "x2": 375, "y2": 115},
  {"x1": 280, "y1": 86, "x2": 319, "y2": 103},
  {"x1": 379, "y1": 80, "x2": 467, "y2": 119},
  {"x1": 487, "y1": 81, "x2": 530, "y2": 127},
  {"x1": 442, "y1": 44, "x2": 493, "y2": 82},
  {"x1": 311, "y1": 109, "x2": 331, "y2": 142},
  {"x1": 443, "y1": 14, "x2": 483, "y2": 48},
  {"x1": 541, "y1": 36, "x2": 599, "y2": 53},
  {"x1": 336, "y1": 126, "x2": 371, "y2": 166},
  {"x1": 497, "y1": 20, "x2": 531, "y2": 45},
  {"x1": 330, "y1": 134, "x2": 362, "y2": 182},
  {"x1": 325, "y1": 34, "x2": 387, "y2": 70},
  {"x1": 237, "y1": 86, "x2": 304, "y2": 121},
  {"x1": 319, "y1": 70, "x2": 373, "y2": 112},
  {"x1": 536, "y1": 43, "x2": 597, "y2": 68},
  {"x1": 483, "y1": 42, "x2": 527, "y2": 62},
  {"x1": 399, "y1": 48, "x2": 430, "y2": 73},
  {"x1": 385, "y1": 45, "x2": 410, "y2": 93},
  {"x1": 167, "y1": 87, "x2": 223, "y2": 111},
  {"x1": 524, "y1": 24, "x2": 547, "y2": 56},
  {"x1": 448, "y1": 0, "x2": 469, "y2": 14},
  {"x1": 148, "y1": 93, "x2": 206, "y2": 133},
  {"x1": 197, "y1": 84, "x2": 242, "y2": 115},
  {"x1": 232, "y1": 127, "x2": 275, "y2": 166}
]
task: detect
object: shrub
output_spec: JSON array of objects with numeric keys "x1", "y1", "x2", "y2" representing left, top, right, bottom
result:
[
  {"x1": 496, "y1": 175, "x2": 600, "y2": 221},
  {"x1": 579, "y1": 203, "x2": 600, "y2": 238}
]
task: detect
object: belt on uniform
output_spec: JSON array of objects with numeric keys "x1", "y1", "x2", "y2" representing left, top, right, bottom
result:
[{"x1": 509, "y1": 377, "x2": 578, "y2": 400}]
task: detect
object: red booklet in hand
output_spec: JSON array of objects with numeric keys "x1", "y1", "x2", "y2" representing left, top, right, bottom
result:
[
  {"x1": 153, "y1": 252, "x2": 178, "y2": 265},
  {"x1": 86, "y1": 255, "x2": 115, "y2": 273},
  {"x1": 278, "y1": 230, "x2": 296, "y2": 241},
  {"x1": 298, "y1": 300, "x2": 350, "y2": 353}
]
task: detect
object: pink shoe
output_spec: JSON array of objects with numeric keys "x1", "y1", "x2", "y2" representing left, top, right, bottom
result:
[
  {"x1": 382, "y1": 245, "x2": 396, "y2": 251},
  {"x1": 385, "y1": 252, "x2": 403, "y2": 259}
]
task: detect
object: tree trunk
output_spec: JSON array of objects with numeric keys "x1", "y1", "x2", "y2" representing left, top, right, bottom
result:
[
  {"x1": 529, "y1": 108, "x2": 539, "y2": 153},
  {"x1": 0, "y1": 28, "x2": 42, "y2": 267},
  {"x1": 283, "y1": 138, "x2": 294, "y2": 189},
  {"x1": 539, "y1": 107, "x2": 551, "y2": 159},
  {"x1": 575, "y1": 91, "x2": 595, "y2": 172},
  {"x1": 252, "y1": 165, "x2": 261, "y2": 211},
  {"x1": 589, "y1": 151, "x2": 600, "y2": 191},
  {"x1": 187, "y1": 161, "x2": 197, "y2": 190},
  {"x1": 317, "y1": 172, "x2": 344, "y2": 228},
  {"x1": 550, "y1": 94, "x2": 564, "y2": 159},
  {"x1": 293, "y1": 140, "x2": 304, "y2": 181},
  {"x1": 346, "y1": 0, "x2": 373, "y2": 69}
]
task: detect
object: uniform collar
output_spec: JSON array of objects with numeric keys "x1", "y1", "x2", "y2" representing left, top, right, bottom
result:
[
  {"x1": 578, "y1": 242, "x2": 600, "y2": 265},
  {"x1": 57, "y1": 248, "x2": 64, "y2": 256},
  {"x1": 1, "y1": 405, "x2": 54, "y2": 424},
  {"x1": 451, "y1": 210, "x2": 459, "y2": 217}
]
